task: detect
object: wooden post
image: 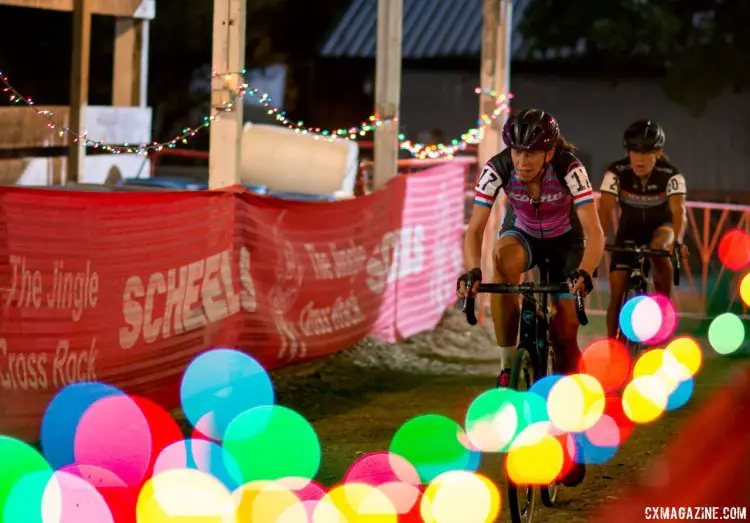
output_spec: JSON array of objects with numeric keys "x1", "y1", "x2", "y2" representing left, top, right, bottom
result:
[
  {"x1": 68, "y1": 0, "x2": 91, "y2": 184},
  {"x1": 372, "y1": 0, "x2": 403, "y2": 190},
  {"x1": 479, "y1": 0, "x2": 513, "y2": 304},
  {"x1": 478, "y1": 0, "x2": 511, "y2": 165},
  {"x1": 112, "y1": 18, "x2": 149, "y2": 107},
  {"x1": 208, "y1": 0, "x2": 246, "y2": 190}
]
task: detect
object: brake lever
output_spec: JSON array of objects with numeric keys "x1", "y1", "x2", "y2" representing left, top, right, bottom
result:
[{"x1": 459, "y1": 275, "x2": 478, "y2": 326}]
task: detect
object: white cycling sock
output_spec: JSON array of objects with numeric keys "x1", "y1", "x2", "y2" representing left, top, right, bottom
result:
[{"x1": 498, "y1": 346, "x2": 516, "y2": 371}]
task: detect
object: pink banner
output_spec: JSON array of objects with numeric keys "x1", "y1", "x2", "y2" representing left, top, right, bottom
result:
[{"x1": 395, "y1": 164, "x2": 466, "y2": 339}]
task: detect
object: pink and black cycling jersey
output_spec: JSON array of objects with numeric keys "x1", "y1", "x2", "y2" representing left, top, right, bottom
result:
[{"x1": 474, "y1": 148, "x2": 595, "y2": 238}]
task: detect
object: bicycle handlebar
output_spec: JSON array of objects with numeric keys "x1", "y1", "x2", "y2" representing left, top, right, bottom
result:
[
  {"x1": 605, "y1": 243, "x2": 681, "y2": 287},
  {"x1": 459, "y1": 280, "x2": 589, "y2": 327}
]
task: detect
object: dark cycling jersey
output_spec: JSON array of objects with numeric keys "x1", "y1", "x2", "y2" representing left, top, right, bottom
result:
[
  {"x1": 474, "y1": 148, "x2": 595, "y2": 239},
  {"x1": 600, "y1": 157, "x2": 687, "y2": 225}
]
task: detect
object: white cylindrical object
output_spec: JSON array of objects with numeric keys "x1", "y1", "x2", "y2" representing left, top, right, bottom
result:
[{"x1": 240, "y1": 123, "x2": 360, "y2": 196}]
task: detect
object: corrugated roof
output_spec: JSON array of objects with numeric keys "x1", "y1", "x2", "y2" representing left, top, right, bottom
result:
[{"x1": 320, "y1": 0, "x2": 529, "y2": 59}]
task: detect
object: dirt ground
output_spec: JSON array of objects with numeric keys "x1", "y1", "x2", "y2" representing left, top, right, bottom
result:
[{"x1": 268, "y1": 309, "x2": 749, "y2": 523}]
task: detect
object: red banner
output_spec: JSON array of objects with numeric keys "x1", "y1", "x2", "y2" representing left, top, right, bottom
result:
[{"x1": 0, "y1": 164, "x2": 466, "y2": 440}]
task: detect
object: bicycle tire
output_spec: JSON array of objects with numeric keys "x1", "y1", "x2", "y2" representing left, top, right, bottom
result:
[
  {"x1": 540, "y1": 344, "x2": 559, "y2": 507},
  {"x1": 507, "y1": 347, "x2": 537, "y2": 523}
]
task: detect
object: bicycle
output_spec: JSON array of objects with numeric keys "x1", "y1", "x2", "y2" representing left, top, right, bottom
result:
[
  {"x1": 604, "y1": 241, "x2": 681, "y2": 358},
  {"x1": 458, "y1": 256, "x2": 588, "y2": 523}
]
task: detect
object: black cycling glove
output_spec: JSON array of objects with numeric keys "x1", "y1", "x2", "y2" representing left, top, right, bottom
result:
[
  {"x1": 457, "y1": 267, "x2": 483, "y2": 292},
  {"x1": 568, "y1": 268, "x2": 594, "y2": 294}
]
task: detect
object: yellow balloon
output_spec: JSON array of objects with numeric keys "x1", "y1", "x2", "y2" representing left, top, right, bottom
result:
[
  {"x1": 232, "y1": 480, "x2": 305, "y2": 523},
  {"x1": 665, "y1": 337, "x2": 702, "y2": 378},
  {"x1": 313, "y1": 483, "x2": 398, "y2": 523},
  {"x1": 136, "y1": 469, "x2": 236, "y2": 522},
  {"x1": 506, "y1": 425, "x2": 563, "y2": 486},
  {"x1": 548, "y1": 374, "x2": 606, "y2": 432},
  {"x1": 421, "y1": 470, "x2": 501, "y2": 523},
  {"x1": 622, "y1": 376, "x2": 668, "y2": 424},
  {"x1": 633, "y1": 349, "x2": 665, "y2": 379},
  {"x1": 741, "y1": 273, "x2": 750, "y2": 307}
]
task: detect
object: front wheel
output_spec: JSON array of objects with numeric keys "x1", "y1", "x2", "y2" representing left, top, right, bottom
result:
[{"x1": 507, "y1": 348, "x2": 537, "y2": 523}]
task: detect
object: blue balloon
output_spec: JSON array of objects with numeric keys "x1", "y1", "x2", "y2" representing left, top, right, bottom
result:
[
  {"x1": 619, "y1": 295, "x2": 645, "y2": 342},
  {"x1": 529, "y1": 374, "x2": 563, "y2": 403},
  {"x1": 41, "y1": 382, "x2": 124, "y2": 469},
  {"x1": 570, "y1": 431, "x2": 619, "y2": 465},
  {"x1": 180, "y1": 348, "x2": 274, "y2": 441},
  {"x1": 666, "y1": 378, "x2": 694, "y2": 411}
]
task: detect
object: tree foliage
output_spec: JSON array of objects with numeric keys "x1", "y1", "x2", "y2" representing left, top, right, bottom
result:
[{"x1": 518, "y1": 0, "x2": 750, "y2": 112}]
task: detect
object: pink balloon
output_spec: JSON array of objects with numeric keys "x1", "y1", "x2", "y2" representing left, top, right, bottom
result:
[
  {"x1": 74, "y1": 395, "x2": 152, "y2": 487},
  {"x1": 343, "y1": 452, "x2": 421, "y2": 486},
  {"x1": 277, "y1": 477, "x2": 327, "y2": 502},
  {"x1": 643, "y1": 294, "x2": 678, "y2": 345},
  {"x1": 43, "y1": 471, "x2": 114, "y2": 523}
]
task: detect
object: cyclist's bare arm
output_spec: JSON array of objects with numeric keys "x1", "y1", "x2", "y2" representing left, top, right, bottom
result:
[
  {"x1": 597, "y1": 192, "x2": 617, "y2": 239},
  {"x1": 668, "y1": 194, "x2": 687, "y2": 243},
  {"x1": 464, "y1": 204, "x2": 492, "y2": 270},
  {"x1": 576, "y1": 203, "x2": 605, "y2": 275},
  {"x1": 598, "y1": 170, "x2": 619, "y2": 237}
]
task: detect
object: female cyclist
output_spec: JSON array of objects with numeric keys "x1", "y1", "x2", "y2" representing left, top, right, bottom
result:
[
  {"x1": 597, "y1": 119, "x2": 688, "y2": 339},
  {"x1": 457, "y1": 108, "x2": 604, "y2": 386}
]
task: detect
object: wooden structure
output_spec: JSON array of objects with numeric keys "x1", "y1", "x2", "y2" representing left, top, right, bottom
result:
[
  {"x1": 208, "y1": 0, "x2": 246, "y2": 190},
  {"x1": 0, "y1": 0, "x2": 154, "y2": 185},
  {"x1": 372, "y1": 0, "x2": 402, "y2": 190}
]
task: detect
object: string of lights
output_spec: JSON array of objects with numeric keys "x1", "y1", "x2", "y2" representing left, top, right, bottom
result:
[
  {"x1": 0, "y1": 70, "x2": 250, "y2": 155},
  {"x1": 400, "y1": 88, "x2": 512, "y2": 159},
  {"x1": 0, "y1": 69, "x2": 511, "y2": 159}
]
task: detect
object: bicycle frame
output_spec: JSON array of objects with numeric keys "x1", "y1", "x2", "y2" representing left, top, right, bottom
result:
[{"x1": 458, "y1": 260, "x2": 589, "y2": 523}]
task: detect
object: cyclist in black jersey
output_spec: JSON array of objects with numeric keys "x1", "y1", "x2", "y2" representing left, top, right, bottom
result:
[{"x1": 597, "y1": 119, "x2": 689, "y2": 339}]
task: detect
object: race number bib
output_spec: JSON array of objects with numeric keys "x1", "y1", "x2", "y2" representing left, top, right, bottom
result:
[
  {"x1": 600, "y1": 171, "x2": 619, "y2": 195},
  {"x1": 666, "y1": 174, "x2": 687, "y2": 196}
]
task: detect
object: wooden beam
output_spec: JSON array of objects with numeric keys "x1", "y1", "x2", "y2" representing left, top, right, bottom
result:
[
  {"x1": 68, "y1": 0, "x2": 91, "y2": 184},
  {"x1": 113, "y1": 18, "x2": 149, "y2": 106},
  {"x1": 372, "y1": 0, "x2": 403, "y2": 190},
  {"x1": 208, "y1": 0, "x2": 246, "y2": 190},
  {"x1": 0, "y1": 0, "x2": 155, "y2": 19}
]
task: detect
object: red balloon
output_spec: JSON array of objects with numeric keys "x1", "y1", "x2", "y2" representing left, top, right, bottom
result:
[
  {"x1": 604, "y1": 394, "x2": 635, "y2": 444},
  {"x1": 718, "y1": 229, "x2": 750, "y2": 271},
  {"x1": 579, "y1": 338, "x2": 632, "y2": 393},
  {"x1": 131, "y1": 396, "x2": 184, "y2": 483}
]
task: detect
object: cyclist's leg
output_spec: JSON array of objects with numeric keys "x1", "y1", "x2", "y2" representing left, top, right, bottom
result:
[
  {"x1": 491, "y1": 228, "x2": 532, "y2": 383},
  {"x1": 548, "y1": 238, "x2": 587, "y2": 486},
  {"x1": 546, "y1": 233, "x2": 583, "y2": 374},
  {"x1": 650, "y1": 224, "x2": 674, "y2": 297}
]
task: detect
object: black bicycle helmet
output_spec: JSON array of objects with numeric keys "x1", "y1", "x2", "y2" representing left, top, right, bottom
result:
[
  {"x1": 623, "y1": 119, "x2": 666, "y2": 152},
  {"x1": 502, "y1": 109, "x2": 560, "y2": 151}
]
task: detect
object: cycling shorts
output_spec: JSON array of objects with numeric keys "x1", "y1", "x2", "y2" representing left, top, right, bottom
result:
[
  {"x1": 497, "y1": 226, "x2": 583, "y2": 300},
  {"x1": 610, "y1": 221, "x2": 673, "y2": 272}
]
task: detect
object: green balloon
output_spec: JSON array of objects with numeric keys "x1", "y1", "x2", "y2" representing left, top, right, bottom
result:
[
  {"x1": 465, "y1": 388, "x2": 519, "y2": 452},
  {"x1": 0, "y1": 437, "x2": 51, "y2": 520},
  {"x1": 3, "y1": 470, "x2": 54, "y2": 523},
  {"x1": 390, "y1": 414, "x2": 474, "y2": 483},
  {"x1": 222, "y1": 405, "x2": 321, "y2": 483},
  {"x1": 708, "y1": 313, "x2": 745, "y2": 355}
]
